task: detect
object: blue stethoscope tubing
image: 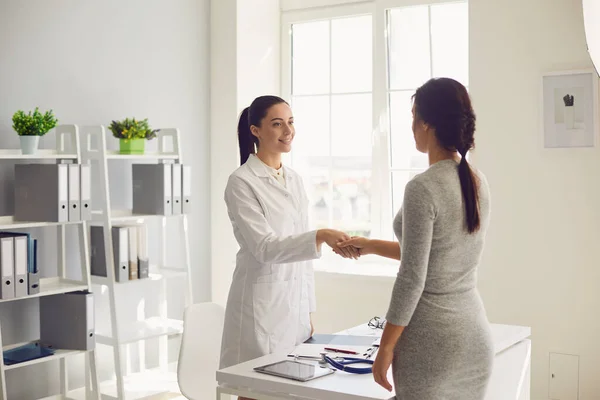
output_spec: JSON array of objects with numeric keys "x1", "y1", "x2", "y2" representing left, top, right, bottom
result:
[{"x1": 323, "y1": 355, "x2": 374, "y2": 374}]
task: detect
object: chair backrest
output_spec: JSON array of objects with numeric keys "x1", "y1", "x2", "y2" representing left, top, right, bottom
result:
[{"x1": 177, "y1": 302, "x2": 225, "y2": 400}]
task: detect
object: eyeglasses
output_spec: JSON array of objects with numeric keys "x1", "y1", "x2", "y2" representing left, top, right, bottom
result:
[{"x1": 368, "y1": 316, "x2": 385, "y2": 330}]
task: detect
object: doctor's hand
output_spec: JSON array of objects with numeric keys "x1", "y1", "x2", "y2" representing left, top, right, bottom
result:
[
  {"x1": 372, "y1": 347, "x2": 394, "y2": 392},
  {"x1": 317, "y1": 229, "x2": 360, "y2": 259},
  {"x1": 337, "y1": 236, "x2": 371, "y2": 255}
]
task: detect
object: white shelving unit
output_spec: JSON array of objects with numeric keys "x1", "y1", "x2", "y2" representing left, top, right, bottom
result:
[
  {"x1": 81, "y1": 125, "x2": 192, "y2": 400},
  {"x1": 0, "y1": 125, "x2": 100, "y2": 400}
]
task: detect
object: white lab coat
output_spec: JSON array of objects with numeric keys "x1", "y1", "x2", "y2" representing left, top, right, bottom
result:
[{"x1": 219, "y1": 154, "x2": 320, "y2": 369}]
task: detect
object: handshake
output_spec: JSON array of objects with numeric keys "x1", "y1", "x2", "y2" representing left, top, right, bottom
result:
[{"x1": 316, "y1": 229, "x2": 369, "y2": 260}]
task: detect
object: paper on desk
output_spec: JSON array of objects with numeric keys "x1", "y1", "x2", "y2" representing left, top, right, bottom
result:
[{"x1": 288, "y1": 343, "x2": 375, "y2": 359}]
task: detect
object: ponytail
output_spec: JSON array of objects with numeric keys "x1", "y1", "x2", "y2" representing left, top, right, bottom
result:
[
  {"x1": 412, "y1": 77, "x2": 481, "y2": 234},
  {"x1": 237, "y1": 107, "x2": 257, "y2": 165},
  {"x1": 458, "y1": 152, "x2": 480, "y2": 233}
]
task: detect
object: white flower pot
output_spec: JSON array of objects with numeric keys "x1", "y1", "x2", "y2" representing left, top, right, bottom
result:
[
  {"x1": 20, "y1": 136, "x2": 39, "y2": 155},
  {"x1": 564, "y1": 106, "x2": 575, "y2": 130}
]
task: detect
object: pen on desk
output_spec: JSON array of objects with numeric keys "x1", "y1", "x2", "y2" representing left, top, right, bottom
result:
[{"x1": 324, "y1": 347, "x2": 359, "y2": 355}]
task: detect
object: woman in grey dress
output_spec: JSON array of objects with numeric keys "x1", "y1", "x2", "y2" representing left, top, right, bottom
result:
[{"x1": 338, "y1": 77, "x2": 494, "y2": 399}]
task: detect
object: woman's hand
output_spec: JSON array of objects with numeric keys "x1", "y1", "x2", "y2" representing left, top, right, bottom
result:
[
  {"x1": 372, "y1": 347, "x2": 394, "y2": 392},
  {"x1": 337, "y1": 236, "x2": 372, "y2": 256},
  {"x1": 310, "y1": 314, "x2": 315, "y2": 337},
  {"x1": 317, "y1": 229, "x2": 360, "y2": 259}
]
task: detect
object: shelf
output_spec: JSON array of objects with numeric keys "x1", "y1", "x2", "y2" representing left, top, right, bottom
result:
[
  {"x1": 66, "y1": 362, "x2": 180, "y2": 400},
  {"x1": 0, "y1": 277, "x2": 89, "y2": 304},
  {"x1": 105, "y1": 151, "x2": 178, "y2": 160},
  {"x1": 2, "y1": 341, "x2": 86, "y2": 371},
  {"x1": 91, "y1": 209, "x2": 181, "y2": 223},
  {"x1": 0, "y1": 149, "x2": 78, "y2": 160},
  {"x1": 96, "y1": 317, "x2": 183, "y2": 345},
  {"x1": 0, "y1": 216, "x2": 83, "y2": 230},
  {"x1": 91, "y1": 268, "x2": 187, "y2": 286}
]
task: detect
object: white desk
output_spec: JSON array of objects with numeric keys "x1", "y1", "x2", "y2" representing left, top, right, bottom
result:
[{"x1": 216, "y1": 323, "x2": 531, "y2": 400}]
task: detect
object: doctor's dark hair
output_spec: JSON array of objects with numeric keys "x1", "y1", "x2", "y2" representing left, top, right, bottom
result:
[
  {"x1": 238, "y1": 95, "x2": 288, "y2": 165},
  {"x1": 413, "y1": 77, "x2": 480, "y2": 233}
]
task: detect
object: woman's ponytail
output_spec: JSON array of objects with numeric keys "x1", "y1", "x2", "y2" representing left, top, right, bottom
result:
[{"x1": 237, "y1": 107, "x2": 257, "y2": 165}]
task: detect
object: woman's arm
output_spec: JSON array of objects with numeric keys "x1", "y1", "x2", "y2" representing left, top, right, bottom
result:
[
  {"x1": 225, "y1": 176, "x2": 357, "y2": 264},
  {"x1": 336, "y1": 237, "x2": 401, "y2": 260}
]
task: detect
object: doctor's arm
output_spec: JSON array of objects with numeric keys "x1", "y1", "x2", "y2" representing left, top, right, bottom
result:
[
  {"x1": 373, "y1": 180, "x2": 435, "y2": 391},
  {"x1": 225, "y1": 176, "x2": 353, "y2": 264}
]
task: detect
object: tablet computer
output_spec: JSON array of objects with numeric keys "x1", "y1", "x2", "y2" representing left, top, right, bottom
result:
[{"x1": 254, "y1": 360, "x2": 334, "y2": 382}]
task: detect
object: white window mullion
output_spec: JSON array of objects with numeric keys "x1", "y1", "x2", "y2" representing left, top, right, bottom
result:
[{"x1": 327, "y1": 19, "x2": 334, "y2": 230}]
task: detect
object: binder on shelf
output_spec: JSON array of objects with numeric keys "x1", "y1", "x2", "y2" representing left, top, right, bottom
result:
[
  {"x1": 0, "y1": 235, "x2": 14, "y2": 299},
  {"x1": 128, "y1": 226, "x2": 138, "y2": 280},
  {"x1": 40, "y1": 291, "x2": 95, "y2": 351},
  {"x1": 132, "y1": 164, "x2": 172, "y2": 216},
  {"x1": 28, "y1": 239, "x2": 39, "y2": 295},
  {"x1": 172, "y1": 163, "x2": 182, "y2": 215},
  {"x1": 68, "y1": 163, "x2": 81, "y2": 221},
  {"x1": 137, "y1": 225, "x2": 149, "y2": 279},
  {"x1": 90, "y1": 226, "x2": 129, "y2": 282},
  {"x1": 182, "y1": 164, "x2": 192, "y2": 214},
  {"x1": 14, "y1": 164, "x2": 68, "y2": 222},
  {"x1": 13, "y1": 235, "x2": 28, "y2": 298},
  {"x1": 0, "y1": 232, "x2": 32, "y2": 298},
  {"x1": 80, "y1": 164, "x2": 92, "y2": 221}
]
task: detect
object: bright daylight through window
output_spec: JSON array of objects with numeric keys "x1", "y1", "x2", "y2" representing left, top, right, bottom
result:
[{"x1": 283, "y1": 1, "x2": 468, "y2": 272}]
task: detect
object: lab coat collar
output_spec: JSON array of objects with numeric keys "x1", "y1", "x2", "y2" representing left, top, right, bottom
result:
[{"x1": 246, "y1": 154, "x2": 290, "y2": 180}]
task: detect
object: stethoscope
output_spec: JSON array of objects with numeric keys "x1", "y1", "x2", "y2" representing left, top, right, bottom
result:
[{"x1": 317, "y1": 352, "x2": 374, "y2": 374}]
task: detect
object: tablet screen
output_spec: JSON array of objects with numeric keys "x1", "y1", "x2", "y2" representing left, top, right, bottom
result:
[{"x1": 254, "y1": 360, "x2": 333, "y2": 381}]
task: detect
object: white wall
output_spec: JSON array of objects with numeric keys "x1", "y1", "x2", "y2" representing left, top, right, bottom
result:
[
  {"x1": 470, "y1": 0, "x2": 598, "y2": 398},
  {"x1": 0, "y1": 0, "x2": 210, "y2": 398},
  {"x1": 211, "y1": 0, "x2": 281, "y2": 307}
]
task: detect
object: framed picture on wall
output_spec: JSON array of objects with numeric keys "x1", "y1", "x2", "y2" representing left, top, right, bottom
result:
[{"x1": 542, "y1": 69, "x2": 599, "y2": 148}]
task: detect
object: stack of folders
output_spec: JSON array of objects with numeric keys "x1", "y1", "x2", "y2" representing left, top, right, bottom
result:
[
  {"x1": 90, "y1": 224, "x2": 149, "y2": 282},
  {"x1": 132, "y1": 163, "x2": 191, "y2": 216},
  {"x1": 0, "y1": 232, "x2": 38, "y2": 300},
  {"x1": 14, "y1": 163, "x2": 92, "y2": 222}
]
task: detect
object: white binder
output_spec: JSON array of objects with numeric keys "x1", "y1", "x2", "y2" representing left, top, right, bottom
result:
[
  {"x1": 13, "y1": 236, "x2": 28, "y2": 298},
  {"x1": 128, "y1": 226, "x2": 138, "y2": 280},
  {"x1": 0, "y1": 236, "x2": 14, "y2": 300},
  {"x1": 80, "y1": 164, "x2": 91, "y2": 220},
  {"x1": 68, "y1": 163, "x2": 81, "y2": 221},
  {"x1": 172, "y1": 164, "x2": 182, "y2": 215},
  {"x1": 182, "y1": 164, "x2": 192, "y2": 214}
]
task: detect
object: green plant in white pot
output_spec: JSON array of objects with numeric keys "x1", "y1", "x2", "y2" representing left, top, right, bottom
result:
[{"x1": 12, "y1": 107, "x2": 58, "y2": 155}]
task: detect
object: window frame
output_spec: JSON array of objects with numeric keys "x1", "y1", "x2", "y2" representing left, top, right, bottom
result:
[{"x1": 280, "y1": 0, "x2": 468, "y2": 272}]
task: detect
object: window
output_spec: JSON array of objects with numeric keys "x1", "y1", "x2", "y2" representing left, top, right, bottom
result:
[{"x1": 282, "y1": 1, "x2": 469, "y2": 270}]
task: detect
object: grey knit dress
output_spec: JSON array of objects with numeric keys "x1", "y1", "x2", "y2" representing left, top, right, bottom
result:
[{"x1": 387, "y1": 159, "x2": 494, "y2": 400}]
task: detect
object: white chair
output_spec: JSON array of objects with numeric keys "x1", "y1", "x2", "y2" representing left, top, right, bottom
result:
[{"x1": 177, "y1": 302, "x2": 225, "y2": 399}]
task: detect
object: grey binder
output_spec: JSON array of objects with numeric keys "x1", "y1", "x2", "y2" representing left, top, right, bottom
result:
[
  {"x1": 40, "y1": 291, "x2": 95, "y2": 350},
  {"x1": 137, "y1": 225, "x2": 149, "y2": 279},
  {"x1": 132, "y1": 164, "x2": 172, "y2": 216},
  {"x1": 80, "y1": 164, "x2": 92, "y2": 220},
  {"x1": 90, "y1": 226, "x2": 129, "y2": 282},
  {"x1": 68, "y1": 163, "x2": 81, "y2": 221},
  {"x1": 28, "y1": 239, "x2": 39, "y2": 295},
  {"x1": 0, "y1": 236, "x2": 14, "y2": 300},
  {"x1": 171, "y1": 164, "x2": 182, "y2": 215},
  {"x1": 13, "y1": 235, "x2": 28, "y2": 298},
  {"x1": 182, "y1": 164, "x2": 192, "y2": 214},
  {"x1": 14, "y1": 164, "x2": 68, "y2": 222}
]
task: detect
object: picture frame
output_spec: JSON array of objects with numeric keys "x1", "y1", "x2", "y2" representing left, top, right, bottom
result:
[{"x1": 541, "y1": 69, "x2": 599, "y2": 148}]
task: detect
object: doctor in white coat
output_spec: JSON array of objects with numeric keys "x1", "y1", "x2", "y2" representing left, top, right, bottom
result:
[{"x1": 219, "y1": 96, "x2": 357, "y2": 386}]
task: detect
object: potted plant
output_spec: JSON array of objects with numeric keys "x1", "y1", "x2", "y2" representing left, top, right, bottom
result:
[
  {"x1": 108, "y1": 118, "x2": 158, "y2": 154},
  {"x1": 12, "y1": 108, "x2": 58, "y2": 155}
]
